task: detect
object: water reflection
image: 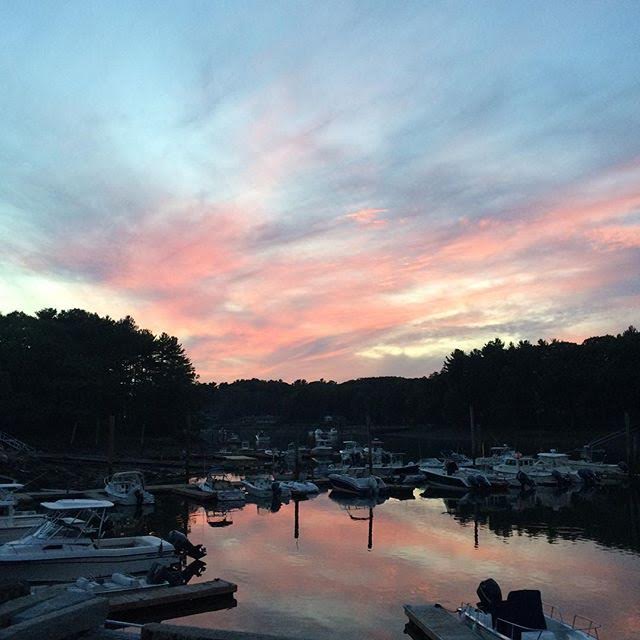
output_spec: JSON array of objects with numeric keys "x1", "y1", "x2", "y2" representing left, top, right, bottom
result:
[
  {"x1": 328, "y1": 491, "x2": 388, "y2": 550},
  {"x1": 111, "y1": 488, "x2": 640, "y2": 640},
  {"x1": 429, "y1": 486, "x2": 640, "y2": 553}
]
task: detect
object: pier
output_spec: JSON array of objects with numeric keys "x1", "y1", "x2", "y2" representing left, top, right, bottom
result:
[{"x1": 404, "y1": 604, "x2": 478, "y2": 640}]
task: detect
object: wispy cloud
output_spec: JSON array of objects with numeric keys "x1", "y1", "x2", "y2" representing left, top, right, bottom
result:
[{"x1": 1, "y1": 2, "x2": 640, "y2": 380}]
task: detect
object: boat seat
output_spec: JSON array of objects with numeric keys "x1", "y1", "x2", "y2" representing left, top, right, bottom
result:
[{"x1": 495, "y1": 590, "x2": 546, "y2": 640}]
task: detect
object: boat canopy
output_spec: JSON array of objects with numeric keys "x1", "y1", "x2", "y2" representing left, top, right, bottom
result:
[{"x1": 41, "y1": 499, "x2": 114, "y2": 510}]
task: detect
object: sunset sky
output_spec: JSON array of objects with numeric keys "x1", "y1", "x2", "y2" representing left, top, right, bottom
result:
[{"x1": 1, "y1": 1, "x2": 639, "y2": 382}]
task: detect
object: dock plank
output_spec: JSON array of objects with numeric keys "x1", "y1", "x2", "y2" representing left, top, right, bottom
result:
[
  {"x1": 108, "y1": 579, "x2": 237, "y2": 614},
  {"x1": 404, "y1": 604, "x2": 478, "y2": 640}
]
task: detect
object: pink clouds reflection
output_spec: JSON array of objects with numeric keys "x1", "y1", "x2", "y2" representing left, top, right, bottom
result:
[{"x1": 175, "y1": 494, "x2": 640, "y2": 640}]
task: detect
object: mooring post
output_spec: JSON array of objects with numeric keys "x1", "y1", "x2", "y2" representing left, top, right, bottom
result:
[
  {"x1": 107, "y1": 415, "x2": 115, "y2": 477},
  {"x1": 469, "y1": 404, "x2": 476, "y2": 462},
  {"x1": 185, "y1": 414, "x2": 192, "y2": 485},
  {"x1": 625, "y1": 411, "x2": 631, "y2": 469}
]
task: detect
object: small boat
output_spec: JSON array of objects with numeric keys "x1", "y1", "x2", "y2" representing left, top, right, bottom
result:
[
  {"x1": 0, "y1": 484, "x2": 44, "y2": 544},
  {"x1": 68, "y1": 559, "x2": 205, "y2": 594},
  {"x1": 241, "y1": 474, "x2": 290, "y2": 499},
  {"x1": 0, "y1": 499, "x2": 178, "y2": 583},
  {"x1": 459, "y1": 578, "x2": 600, "y2": 639},
  {"x1": 104, "y1": 471, "x2": 155, "y2": 506},
  {"x1": 197, "y1": 469, "x2": 245, "y2": 502},
  {"x1": 279, "y1": 480, "x2": 320, "y2": 497},
  {"x1": 492, "y1": 456, "x2": 572, "y2": 488},
  {"x1": 328, "y1": 473, "x2": 386, "y2": 497},
  {"x1": 422, "y1": 464, "x2": 495, "y2": 491}
]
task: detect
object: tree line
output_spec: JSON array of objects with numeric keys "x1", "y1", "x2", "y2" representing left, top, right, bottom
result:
[{"x1": 1, "y1": 308, "x2": 638, "y2": 444}]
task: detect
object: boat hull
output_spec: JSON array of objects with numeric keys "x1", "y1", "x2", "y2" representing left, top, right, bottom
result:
[
  {"x1": 422, "y1": 469, "x2": 470, "y2": 491},
  {"x1": 0, "y1": 547, "x2": 176, "y2": 583}
]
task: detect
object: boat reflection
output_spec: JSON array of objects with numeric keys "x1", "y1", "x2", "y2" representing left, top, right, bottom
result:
[
  {"x1": 328, "y1": 490, "x2": 389, "y2": 550},
  {"x1": 421, "y1": 485, "x2": 640, "y2": 552},
  {"x1": 206, "y1": 500, "x2": 245, "y2": 528}
]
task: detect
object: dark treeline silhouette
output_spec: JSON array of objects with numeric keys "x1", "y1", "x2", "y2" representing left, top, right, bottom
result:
[
  {"x1": 1, "y1": 308, "x2": 638, "y2": 442},
  {"x1": 205, "y1": 328, "x2": 640, "y2": 436},
  {"x1": 0, "y1": 309, "x2": 197, "y2": 441}
]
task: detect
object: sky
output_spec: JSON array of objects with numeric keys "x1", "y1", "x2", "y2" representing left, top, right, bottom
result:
[{"x1": 1, "y1": 1, "x2": 640, "y2": 382}]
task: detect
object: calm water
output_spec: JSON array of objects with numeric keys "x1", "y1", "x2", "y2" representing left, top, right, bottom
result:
[{"x1": 121, "y1": 486, "x2": 640, "y2": 639}]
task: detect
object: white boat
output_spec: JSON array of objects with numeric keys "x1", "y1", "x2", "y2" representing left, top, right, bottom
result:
[
  {"x1": 197, "y1": 469, "x2": 246, "y2": 502},
  {"x1": 459, "y1": 578, "x2": 600, "y2": 639},
  {"x1": 475, "y1": 445, "x2": 517, "y2": 468},
  {"x1": 328, "y1": 473, "x2": 386, "y2": 497},
  {"x1": 422, "y1": 466, "x2": 494, "y2": 491},
  {"x1": 279, "y1": 480, "x2": 320, "y2": 497},
  {"x1": 492, "y1": 456, "x2": 571, "y2": 488},
  {"x1": 0, "y1": 484, "x2": 44, "y2": 544},
  {"x1": 104, "y1": 471, "x2": 155, "y2": 506},
  {"x1": 310, "y1": 428, "x2": 336, "y2": 457},
  {"x1": 0, "y1": 499, "x2": 176, "y2": 582},
  {"x1": 241, "y1": 474, "x2": 290, "y2": 498},
  {"x1": 416, "y1": 457, "x2": 443, "y2": 469},
  {"x1": 339, "y1": 441, "x2": 365, "y2": 466}
]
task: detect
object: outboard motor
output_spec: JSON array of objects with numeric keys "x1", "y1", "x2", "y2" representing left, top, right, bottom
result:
[
  {"x1": 477, "y1": 578, "x2": 502, "y2": 614},
  {"x1": 475, "y1": 474, "x2": 491, "y2": 489},
  {"x1": 445, "y1": 460, "x2": 459, "y2": 476},
  {"x1": 618, "y1": 461, "x2": 629, "y2": 473},
  {"x1": 517, "y1": 470, "x2": 535, "y2": 489},
  {"x1": 167, "y1": 530, "x2": 207, "y2": 560},
  {"x1": 467, "y1": 474, "x2": 479, "y2": 488},
  {"x1": 146, "y1": 561, "x2": 185, "y2": 586},
  {"x1": 551, "y1": 469, "x2": 571, "y2": 488},
  {"x1": 577, "y1": 468, "x2": 599, "y2": 487}
]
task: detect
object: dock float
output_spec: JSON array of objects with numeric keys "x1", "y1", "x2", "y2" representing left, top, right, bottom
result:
[
  {"x1": 108, "y1": 578, "x2": 237, "y2": 617},
  {"x1": 404, "y1": 604, "x2": 478, "y2": 640},
  {"x1": 141, "y1": 623, "x2": 311, "y2": 640}
]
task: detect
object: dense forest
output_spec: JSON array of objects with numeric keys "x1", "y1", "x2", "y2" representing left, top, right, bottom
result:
[
  {"x1": 0, "y1": 309, "x2": 638, "y2": 444},
  {"x1": 207, "y1": 328, "x2": 640, "y2": 434},
  {"x1": 0, "y1": 309, "x2": 198, "y2": 441}
]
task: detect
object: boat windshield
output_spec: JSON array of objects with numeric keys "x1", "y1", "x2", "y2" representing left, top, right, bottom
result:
[{"x1": 30, "y1": 508, "x2": 107, "y2": 541}]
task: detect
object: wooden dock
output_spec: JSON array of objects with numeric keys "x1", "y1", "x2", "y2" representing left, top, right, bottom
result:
[
  {"x1": 404, "y1": 604, "x2": 478, "y2": 640},
  {"x1": 108, "y1": 579, "x2": 237, "y2": 617}
]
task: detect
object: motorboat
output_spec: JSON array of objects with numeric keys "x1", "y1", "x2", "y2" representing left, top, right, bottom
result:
[
  {"x1": 68, "y1": 559, "x2": 205, "y2": 594},
  {"x1": 241, "y1": 474, "x2": 290, "y2": 499},
  {"x1": 0, "y1": 499, "x2": 178, "y2": 582},
  {"x1": 536, "y1": 452, "x2": 585, "y2": 484},
  {"x1": 104, "y1": 471, "x2": 155, "y2": 506},
  {"x1": 441, "y1": 450, "x2": 474, "y2": 467},
  {"x1": 422, "y1": 464, "x2": 497, "y2": 492},
  {"x1": 417, "y1": 457, "x2": 443, "y2": 469},
  {"x1": 340, "y1": 441, "x2": 366, "y2": 466},
  {"x1": 197, "y1": 469, "x2": 245, "y2": 502},
  {"x1": 328, "y1": 473, "x2": 386, "y2": 497},
  {"x1": 279, "y1": 480, "x2": 320, "y2": 497},
  {"x1": 310, "y1": 428, "x2": 336, "y2": 457},
  {"x1": 475, "y1": 445, "x2": 517, "y2": 468},
  {"x1": 459, "y1": 578, "x2": 600, "y2": 639},
  {"x1": 492, "y1": 456, "x2": 572, "y2": 488},
  {"x1": 0, "y1": 484, "x2": 44, "y2": 544}
]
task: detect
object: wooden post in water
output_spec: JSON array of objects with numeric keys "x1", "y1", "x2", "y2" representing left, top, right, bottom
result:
[
  {"x1": 107, "y1": 415, "x2": 115, "y2": 477},
  {"x1": 469, "y1": 404, "x2": 476, "y2": 462},
  {"x1": 69, "y1": 420, "x2": 78, "y2": 445},
  {"x1": 184, "y1": 414, "x2": 192, "y2": 485},
  {"x1": 366, "y1": 414, "x2": 373, "y2": 475},
  {"x1": 294, "y1": 498, "x2": 300, "y2": 540},
  {"x1": 625, "y1": 411, "x2": 631, "y2": 468},
  {"x1": 368, "y1": 507, "x2": 373, "y2": 550}
]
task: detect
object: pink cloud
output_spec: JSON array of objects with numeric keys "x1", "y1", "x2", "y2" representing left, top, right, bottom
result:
[{"x1": 345, "y1": 208, "x2": 388, "y2": 227}]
